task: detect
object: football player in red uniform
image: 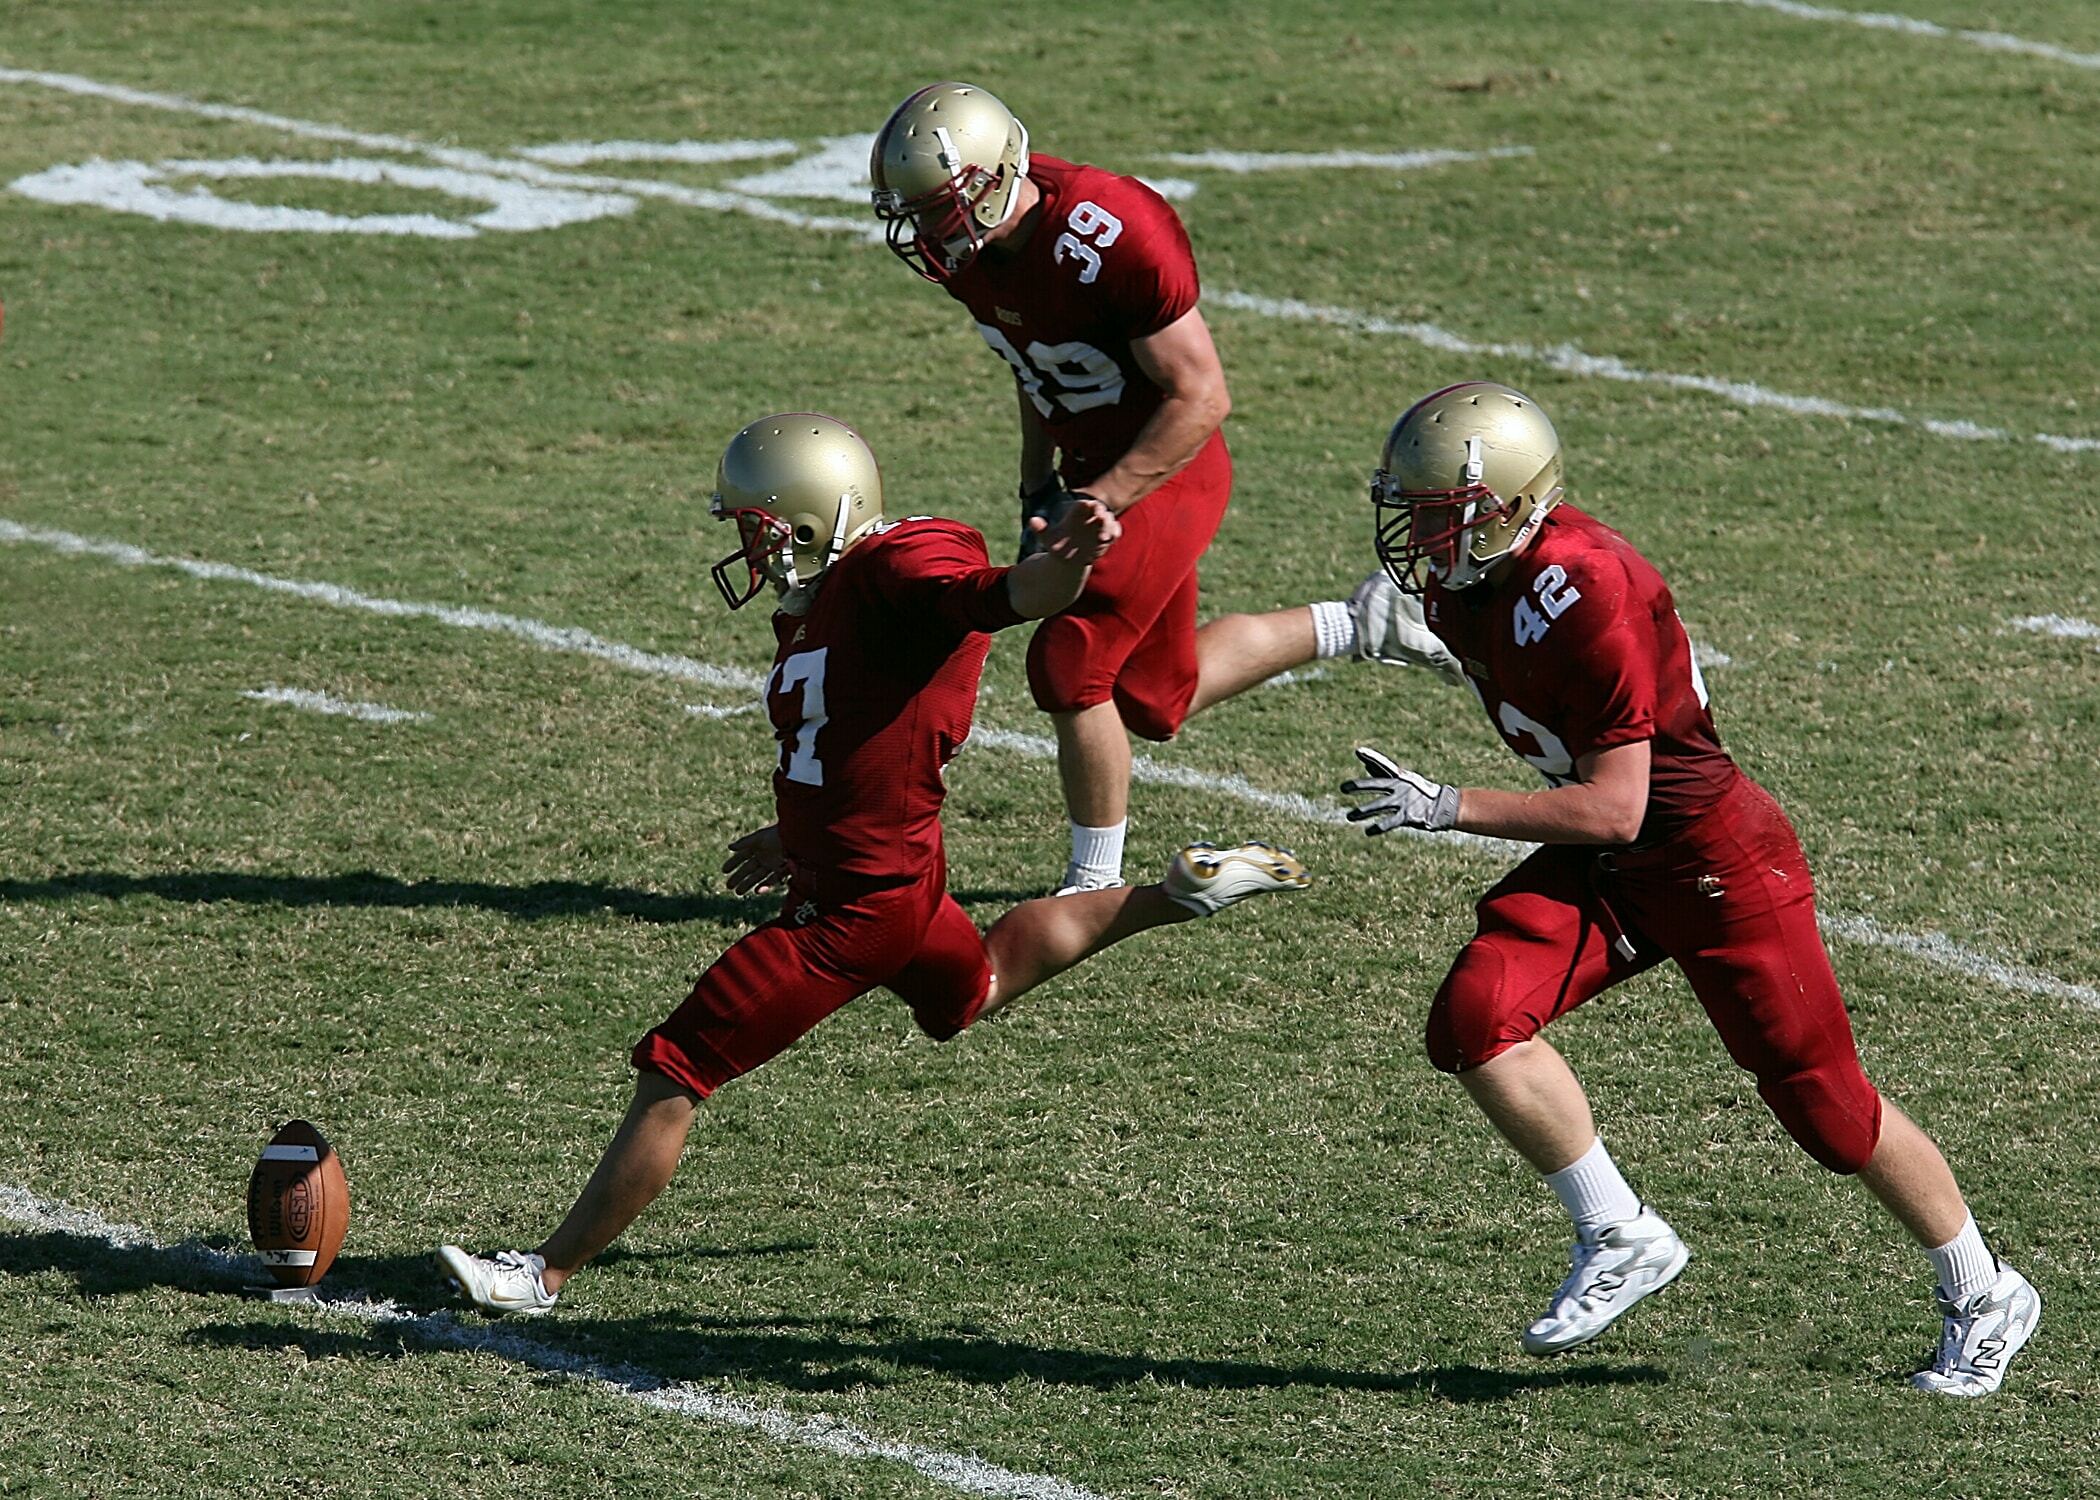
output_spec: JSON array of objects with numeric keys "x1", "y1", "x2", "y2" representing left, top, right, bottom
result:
[
  {"x1": 869, "y1": 82, "x2": 1426, "y2": 896},
  {"x1": 1342, "y1": 382, "x2": 2037, "y2": 1396},
  {"x1": 436, "y1": 413, "x2": 1308, "y2": 1314}
]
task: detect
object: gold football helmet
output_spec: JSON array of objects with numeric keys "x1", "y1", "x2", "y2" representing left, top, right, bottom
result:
[
  {"x1": 1371, "y1": 382, "x2": 1564, "y2": 593},
  {"x1": 869, "y1": 81, "x2": 1030, "y2": 282},
  {"x1": 709, "y1": 414, "x2": 884, "y2": 609}
]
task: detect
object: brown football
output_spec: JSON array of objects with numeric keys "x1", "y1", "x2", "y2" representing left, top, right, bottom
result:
[{"x1": 246, "y1": 1119, "x2": 350, "y2": 1288}]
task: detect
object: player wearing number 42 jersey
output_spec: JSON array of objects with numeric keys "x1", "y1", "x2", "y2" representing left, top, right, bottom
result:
[
  {"x1": 1342, "y1": 382, "x2": 2037, "y2": 1396},
  {"x1": 871, "y1": 82, "x2": 1418, "y2": 897},
  {"x1": 436, "y1": 414, "x2": 1308, "y2": 1316}
]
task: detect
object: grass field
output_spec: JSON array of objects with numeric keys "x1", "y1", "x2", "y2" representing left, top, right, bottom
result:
[{"x1": 2, "y1": 2, "x2": 2097, "y2": 1495}]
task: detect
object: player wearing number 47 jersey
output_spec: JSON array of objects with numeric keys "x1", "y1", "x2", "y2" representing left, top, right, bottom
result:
[
  {"x1": 436, "y1": 414, "x2": 1308, "y2": 1316},
  {"x1": 871, "y1": 83, "x2": 1416, "y2": 897},
  {"x1": 1342, "y1": 382, "x2": 2037, "y2": 1396}
]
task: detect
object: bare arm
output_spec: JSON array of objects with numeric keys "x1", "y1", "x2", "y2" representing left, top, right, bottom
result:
[
  {"x1": 1073, "y1": 306, "x2": 1230, "y2": 513},
  {"x1": 1005, "y1": 498, "x2": 1122, "y2": 619},
  {"x1": 1457, "y1": 741, "x2": 1652, "y2": 845}
]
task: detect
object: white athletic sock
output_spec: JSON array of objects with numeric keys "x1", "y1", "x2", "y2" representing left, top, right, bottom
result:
[
  {"x1": 1066, "y1": 819, "x2": 1126, "y2": 885},
  {"x1": 1543, "y1": 1137, "x2": 1643, "y2": 1237},
  {"x1": 1927, "y1": 1213, "x2": 1997, "y2": 1304},
  {"x1": 1309, "y1": 599, "x2": 1356, "y2": 660}
]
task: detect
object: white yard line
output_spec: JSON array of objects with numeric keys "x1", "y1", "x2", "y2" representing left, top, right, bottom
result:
[
  {"x1": 243, "y1": 686, "x2": 430, "y2": 724},
  {"x1": 1161, "y1": 147, "x2": 1534, "y2": 173},
  {"x1": 0, "y1": 519, "x2": 766, "y2": 694},
  {"x1": 1690, "y1": 0, "x2": 2100, "y2": 70},
  {"x1": 0, "y1": 1186, "x2": 1111, "y2": 1500},
  {"x1": 1212, "y1": 290, "x2": 2100, "y2": 457},
  {"x1": 2009, "y1": 613, "x2": 2100, "y2": 644},
  {"x1": 4, "y1": 65, "x2": 2096, "y2": 453},
  {"x1": 4, "y1": 516, "x2": 2091, "y2": 1011}
]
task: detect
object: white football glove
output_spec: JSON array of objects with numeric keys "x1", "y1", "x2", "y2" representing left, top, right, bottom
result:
[
  {"x1": 1348, "y1": 570, "x2": 1466, "y2": 686},
  {"x1": 1342, "y1": 746, "x2": 1460, "y2": 834}
]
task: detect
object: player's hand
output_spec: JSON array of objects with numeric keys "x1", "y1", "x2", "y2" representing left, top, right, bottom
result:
[
  {"x1": 1016, "y1": 478, "x2": 1071, "y2": 562},
  {"x1": 1030, "y1": 494, "x2": 1121, "y2": 566},
  {"x1": 722, "y1": 823, "x2": 790, "y2": 894},
  {"x1": 1342, "y1": 746, "x2": 1461, "y2": 834},
  {"x1": 1349, "y1": 570, "x2": 1466, "y2": 685}
]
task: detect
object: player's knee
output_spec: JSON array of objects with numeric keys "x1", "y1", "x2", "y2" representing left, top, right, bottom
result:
[
  {"x1": 908, "y1": 986, "x2": 992, "y2": 1043},
  {"x1": 1112, "y1": 682, "x2": 1188, "y2": 743},
  {"x1": 1756, "y1": 1065, "x2": 1882, "y2": 1175},
  {"x1": 1425, "y1": 943, "x2": 1529, "y2": 1074}
]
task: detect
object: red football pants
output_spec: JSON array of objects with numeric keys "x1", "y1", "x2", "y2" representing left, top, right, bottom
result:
[
  {"x1": 1426, "y1": 776, "x2": 1883, "y2": 1174},
  {"x1": 633, "y1": 858, "x2": 993, "y2": 1099},
  {"x1": 1026, "y1": 431, "x2": 1233, "y2": 741}
]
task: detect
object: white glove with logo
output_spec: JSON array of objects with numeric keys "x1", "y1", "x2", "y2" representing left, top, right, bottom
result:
[
  {"x1": 1342, "y1": 746, "x2": 1460, "y2": 834},
  {"x1": 1349, "y1": 570, "x2": 1466, "y2": 686}
]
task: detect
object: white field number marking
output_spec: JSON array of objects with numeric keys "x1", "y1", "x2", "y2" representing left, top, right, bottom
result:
[
  {"x1": 11, "y1": 156, "x2": 634, "y2": 238},
  {"x1": 4, "y1": 65, "x2": 2093, "y2": 457}
]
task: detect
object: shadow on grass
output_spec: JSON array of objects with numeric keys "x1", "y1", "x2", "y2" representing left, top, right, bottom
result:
[
  {"x1": 0, "y1": 872, "x2": 1044, "y2": 923},
  {"x1": 0, "y1": 1227, "x2": 812, "y2": 1313},
  {"x1": 583, "y1": 1310, "x2": 1672, "y2": 1399},
  {"x1": 4, "y1": 1224, "x2": 1666, "y2": 1405},
  {"x1": 178, "y1": 1299, "x2": 1669, "y2": 1402},
  {"x1": 0, "y1": 870, "x2": 763, "y2": 925}
]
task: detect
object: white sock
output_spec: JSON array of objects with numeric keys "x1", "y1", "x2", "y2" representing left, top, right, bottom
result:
[
  {"x1": 1309, "y1": 599, "x2": 1356, "y2": 660},
  {"x1": 1066, "y1": 819, "x2": 1126, "y2": 885},
  {"x1": 1927, "y1": 1213, "x2": 1997, "y2": 1303},
  {"x1": 1543, "y1": 1137, "x2": 1643, "y2": 1237}
]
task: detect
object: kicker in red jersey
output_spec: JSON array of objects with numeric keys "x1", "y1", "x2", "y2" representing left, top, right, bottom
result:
[
  {"x1": 763, "y1": 515, "x2": 1023, "y2": 892},
  {"x1": 1425, "y1": 505, "x2": 1739, "y2": 842},
  {"x1": 940, "y1": 155, "x2": 1200, "y2": 486}
]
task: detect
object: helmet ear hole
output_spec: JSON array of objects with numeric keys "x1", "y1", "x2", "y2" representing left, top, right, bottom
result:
[{"x1": 794, "y1": 524, "x2": 817, "y2": 543}]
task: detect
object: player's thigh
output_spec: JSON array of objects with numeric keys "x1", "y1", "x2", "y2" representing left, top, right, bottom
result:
[
  {"x1": 885, "y1": 893, "x2": 994, "y2": 1042},
  {"x1": 1109, "y1": 563, "x2": 1201, "y2": 741},
  {"x1": 1632, "y1": 784, "x2": 1881, "y2": 1169},
  {"x1": 1428, "y1": 846, "x2": 1645, "y2": 1072},
  {"x1": 1028, "y1": 435, "x2": 1232, "y2": 713},
  {"x1": 634, "y1": 887, "x2": 937, "y2": 1096},
  {"x1": 633, "y1": 919, "x2": 869, "y2": 1097}
]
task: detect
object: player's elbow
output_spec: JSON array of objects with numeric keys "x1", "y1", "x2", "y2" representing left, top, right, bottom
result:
[{"x1": 1590, "y1": 793, "x2": 1645, "y2": 846}]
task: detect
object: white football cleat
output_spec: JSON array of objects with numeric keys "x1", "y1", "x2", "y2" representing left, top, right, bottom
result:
[
  {"x1": 1348, "y1": 569, "x2": 1466, "y2": 685},
  {"x1": 1162, "y1": 841, "x2": 1310, "y2": 916},
  {"x1": 1521, "y1": 1207, "x2": 1689, "y2": 1355},
  {"x1": 436, "y1": 1245, "x2": 558, "y2": 1317},
  {"x1": 1911, "y1": 1262, "x2": 2040, "y2": 1398}
]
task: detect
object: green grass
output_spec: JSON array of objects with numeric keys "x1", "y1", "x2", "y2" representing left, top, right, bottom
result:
[{"x1": 3, "y1": 2, "x2": 2098, "y2": 1495}]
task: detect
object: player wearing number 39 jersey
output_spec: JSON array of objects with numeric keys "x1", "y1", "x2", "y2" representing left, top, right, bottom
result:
[
  {"x1": 1343, "y1": 382, "x2": 2036, "y2": 1396},
  {"x1": 435, "y1": 413, "x2": 1309, "y2": 1318},
  {"x1": 871, "y1": 82, "x2": 1403, "y2": 897}
]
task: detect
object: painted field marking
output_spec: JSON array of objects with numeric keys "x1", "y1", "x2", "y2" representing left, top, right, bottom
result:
[
  {"x1": 686, "y1": 701, "x2": 763, "y2": 719},
  {"x1": 5, "y1": 63, "x2": 2097, "y2": 458},
  {"x1": 0, "y1": 1185, "x2": 1112, "y2": 1500},
  {"x1": 2009, "y1": 614, "x2": 2100, "y2": 646},
  {"x1": 243, "y1": 686, "x2": 431, "y2": 724},
  {"x1": 4, "y1": 516, "x2": 2092, "y2": 1012},
  {"x1": 0, "y1": 518, "x2": 766, "y2": 695},
  {"x1": 1213, "y1": 290, "x2": 2100, "y2": 457},
  {"x1": 1691, "y1": 0, "x2": 2100, "y2": 70},
  {"x1": 1162, "y1": 146, "x2": 1533, "y2": 173}
]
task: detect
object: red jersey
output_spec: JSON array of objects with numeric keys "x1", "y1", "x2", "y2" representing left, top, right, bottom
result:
[
  {"x1": 763, "y1": 517, "x2": 1025, "y2": 891},
  {"x1": 941, "y1": 155, "x2": 1202, "y2": 485},
  {"x1": 1425, "y1": 505, "x2": 1739, "y2": 841}
]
